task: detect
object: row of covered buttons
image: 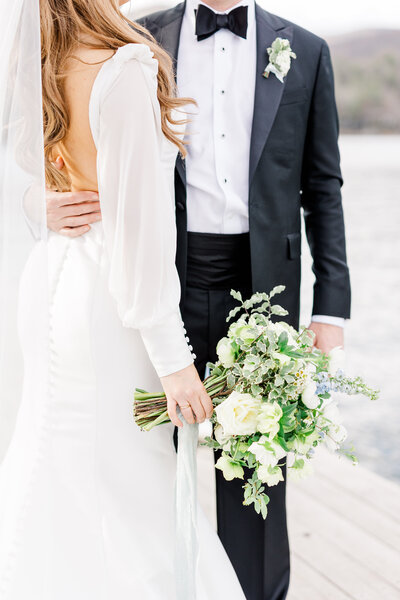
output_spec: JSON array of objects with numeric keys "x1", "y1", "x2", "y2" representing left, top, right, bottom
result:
[{"x1": 183, "y1": 325, "x2": 196, "y2": 360}]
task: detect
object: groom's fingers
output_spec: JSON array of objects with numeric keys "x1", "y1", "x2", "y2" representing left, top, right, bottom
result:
[
  {"x1": 48, "y1": 190, "x2": 99, "y2": 208},
  {"x1": 59, "y1": 225, "x2": 92, "y2": 238},
  {"x1": 47, "y1": 188, "x2": 101, "y2": 234},
  {"x1": 58, "y1": 201, "x2": 101, "y2": 218}
]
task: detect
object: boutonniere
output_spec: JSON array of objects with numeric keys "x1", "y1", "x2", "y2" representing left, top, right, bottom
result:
[{"x1": 263, "y1": 37, "x2": 296, "y2": 83}]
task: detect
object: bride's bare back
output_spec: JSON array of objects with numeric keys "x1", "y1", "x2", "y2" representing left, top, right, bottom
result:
[{"x1": 57, "y1": 47, "x2": 115, "y2": 192}]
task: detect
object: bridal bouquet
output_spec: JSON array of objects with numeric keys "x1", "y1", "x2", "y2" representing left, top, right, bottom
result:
[{"x1": 134, "y1": 287, "x2": 378, "y2": 519}]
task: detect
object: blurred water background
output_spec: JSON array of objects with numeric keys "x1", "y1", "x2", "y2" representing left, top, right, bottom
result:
[{"x1": 300, "y1": 134, "x2": 400, "y2": 482}]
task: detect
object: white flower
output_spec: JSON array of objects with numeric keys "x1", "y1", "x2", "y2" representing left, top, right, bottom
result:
[
  {"x1": 325, "y1": 423, "x2": 348, "y2": 452},
  {"x1": 215, "y1": 391, "x2": 261, "y2": 436},
  {"x1": 257, "y1": 401, "x2": 283, "y2": 438},
  {"x1": 321, "y1": 401, "x2": 342, "y2": 426},
  {"x1": 302, "y1": 379, "x2": 319, "y2": 409},
  {"x1": 214, "y1": 425, "x2": 231, "y2": 450},
  {"x1": 286, "y1": 451, "x2": 296, "y2": 467},
  {"x1": 263, "y1": 37, "x2": 297, "y2": 83},
  {"x1": 215, "y1": 455, "x2": 244, "y2": 481},
  {"x1": 257, "y1": 465, "x2": 284, "y2": 487},
  {"x1": 288, "y1": 459, "x2": 314, "y2": 481},
  {"x1": 328, "y1": 346, "x2": 345, "y2": 376},
  {"x1": 249, "y1": 436, "x2": 286, "y2": 467},
  {"x1": 268, "y1": 321, "x2": 297, "y2": 347},
  {"x1": 287, "y1": 432, "x2": 318, "y2": 455},
  {"x1": 216, "y1": 337, "x2": 236, "y2": 368},
  {"x1": 330, "y1": 423, "x2": 347, "y2": 443},
  {"x1": 232, "y1": 324, "x2": 260, "y2": 346}
]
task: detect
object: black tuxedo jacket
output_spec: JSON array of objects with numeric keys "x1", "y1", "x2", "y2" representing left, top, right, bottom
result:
[{"x1": 139, "y1": 2, "x2": 351, "y2": 327}]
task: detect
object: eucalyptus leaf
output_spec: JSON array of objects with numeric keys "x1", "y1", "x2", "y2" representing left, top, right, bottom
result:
[
  {"x1": 271, "y1": 304, "x2": 289, "y2": 316},
  {"x1": 230, "y1": 289, "x2": 243, "y2": 302},
  {"x1": 269, "y1": 285, "x2": 286, "y2": 298}
]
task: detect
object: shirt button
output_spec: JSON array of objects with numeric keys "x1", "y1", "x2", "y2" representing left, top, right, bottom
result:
[
  {"x1": 221, "y1": 47, "x2": 225, "y2": 52},
  {"x1": 221, "y1": 133, "x2": 226, "y2": 138},
  {"x1": 224, "y1": 178, "x2": 228, "y2": 183},
  {"x1": 221, "y1": 90, "x2": 225, "y2": 95},
  {"x1": 176, "y1": 201, "x2": 185, "y2": 211}
]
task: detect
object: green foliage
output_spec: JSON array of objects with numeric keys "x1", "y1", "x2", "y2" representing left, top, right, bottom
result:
[
  {"x1": 134, "y1": 285, "x2": 379, "y2": 520},
  {"x1": 243, "y1": 472, "x2": 270, "y2": 520}
]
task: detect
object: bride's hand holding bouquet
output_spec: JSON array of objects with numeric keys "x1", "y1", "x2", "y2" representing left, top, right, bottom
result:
[{"x1": 135, "y1": 286, "x2": 378, "y2": 519}]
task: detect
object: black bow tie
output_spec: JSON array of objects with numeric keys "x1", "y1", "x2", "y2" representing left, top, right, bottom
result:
[{"x1": 195, "y1": 4, "x2": 248, "y2": 41}]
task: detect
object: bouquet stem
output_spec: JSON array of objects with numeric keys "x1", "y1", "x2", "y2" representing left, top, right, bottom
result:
[{"x1": 134, "y1": 370, "x2": 229, "y2": 431}]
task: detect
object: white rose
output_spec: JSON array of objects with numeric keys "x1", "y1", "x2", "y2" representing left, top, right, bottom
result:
[
  {"x1": 216, "y1": 337, "x2": 236, "y2": 368},
  {"x1": 215, "y1": 455, "x2": 244, "y2": 481},
  {"x1": 302, "y1": 379, "x2": 319, "y2": 409},
  {"x1": 288, "y1": 460, "x2": 314, "y2": 481},
  {"x1": 269, "y1": 322, "x2": 297, "y2": 347},
  {"x1": 328, "y1": 346, "x2": 345, "y2": 376},
  {"x1": 214, "y1": 425, "x2": 231, "y2": 450},
  {"x1": 215, "y1": 391, "x2": 261, "y2": 436},
  {"x1": 249, "y1": 436, "x2": 286, "y2": 467},
  {"x1": 257, "y1": 465, "x2": 284, "y2": 487},
  {"x1": 321, "y1": 401, "x2": 342, "y2": 426},
  {"x1": 257, "y1": 401, "x2": 283, "y2": 438}
]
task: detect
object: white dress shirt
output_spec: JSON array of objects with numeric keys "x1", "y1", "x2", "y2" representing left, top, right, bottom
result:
[
  {"x1": 177, "y1": 0, "x2": 344, "y2": 328},
  {"x1": 177, "y1": 0, "x2": 256, "y2": 235}
]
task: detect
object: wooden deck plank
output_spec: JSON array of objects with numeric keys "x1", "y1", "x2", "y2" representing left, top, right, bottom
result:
[
  {"x1": 289, "y1": 469, "x2": 400, "y2": 554},
  {"x1": 287, "y1": 484, "x2": 400, "y2": 590},
  {"x1": 287, "y1": 496, "x2": 400, "y2": 600},
  {"x1": 287, "y1": 553, "x2": 354, "y2": 600},
  {"x1": 312, "y1": 450, "x2": 400, "y2": 523}
]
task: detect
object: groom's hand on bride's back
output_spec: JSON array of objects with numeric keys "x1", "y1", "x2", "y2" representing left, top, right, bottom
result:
[
  {"x1": 161, "y1": 364, "x2": 213, "y2": 428},
  {"x1": 46, "y1": 188, "x2": 102, "y2": 238}
]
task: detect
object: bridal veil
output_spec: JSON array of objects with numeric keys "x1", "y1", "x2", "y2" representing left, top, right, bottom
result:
[{"x1": 0, "y1": 0, "x2": 48, "y2": 462}]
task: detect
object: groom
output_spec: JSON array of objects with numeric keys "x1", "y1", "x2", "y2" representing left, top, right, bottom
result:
[{"x1": 46, "y1": 1, "x2": 351, "y2": 598}]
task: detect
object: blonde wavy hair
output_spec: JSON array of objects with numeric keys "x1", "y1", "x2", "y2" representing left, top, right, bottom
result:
[{"x1": 40, "y1": 0, "x2": 192, "y2": 191}]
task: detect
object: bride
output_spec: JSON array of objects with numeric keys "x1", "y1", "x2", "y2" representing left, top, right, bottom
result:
[{"x1": 0, "y1": 0, "x2": 245, "y2": 598}]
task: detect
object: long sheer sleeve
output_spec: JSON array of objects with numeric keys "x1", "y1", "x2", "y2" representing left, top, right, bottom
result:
[{"x1": 90, "y1": 45, "x2": 193, "y2": 378}]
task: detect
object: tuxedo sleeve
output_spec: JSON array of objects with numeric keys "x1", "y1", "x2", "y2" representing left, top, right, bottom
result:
[
  {"x1": 95, "y1": 49, "x2": 193, "y2": 378},
  {"x1": 301, "y1": 40, "x2": 351, "y2": 319}
]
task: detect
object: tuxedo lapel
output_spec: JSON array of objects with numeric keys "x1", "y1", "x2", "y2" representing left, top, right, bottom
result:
[
  {"x1": 157, "y1": 2, "x2": 185, "y2": 67},
  {"x1": 156, "y1": 3, "x2": 186, "y2": 186},
  {"x1": 249, "y1": 6, "x2": 294, "y2": 183}
]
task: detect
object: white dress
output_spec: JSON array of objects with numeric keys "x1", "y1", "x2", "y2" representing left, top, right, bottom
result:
[{"x1": 0, "y1": 44, "x2": 245, "y2": 600}]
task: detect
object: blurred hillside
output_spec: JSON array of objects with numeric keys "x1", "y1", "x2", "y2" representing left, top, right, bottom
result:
[{"x1": 328, "y1": 29, "x2": 400, "y2": 133}]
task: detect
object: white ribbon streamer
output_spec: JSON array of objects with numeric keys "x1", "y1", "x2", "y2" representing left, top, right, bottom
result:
[{"x1": 175, "y1": 418, "x2": 199, "y2": 599}]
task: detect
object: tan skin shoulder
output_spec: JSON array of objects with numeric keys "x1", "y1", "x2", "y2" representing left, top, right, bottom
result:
[
  {"x1": 63, "y1": 46, "x2": 116, "y2": 94},
  {"x1": 56, "y1": 46, "x2": 117, "y2": 193}
]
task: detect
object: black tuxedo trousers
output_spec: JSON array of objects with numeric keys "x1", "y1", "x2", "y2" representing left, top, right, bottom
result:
[{"x1": 180, "y1": 233, "x2": 290, "y2": 600}]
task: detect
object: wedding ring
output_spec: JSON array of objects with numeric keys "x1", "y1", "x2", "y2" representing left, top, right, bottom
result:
[{"x1": 180, "y1": 403, "x2": 190, "y2": 410}]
